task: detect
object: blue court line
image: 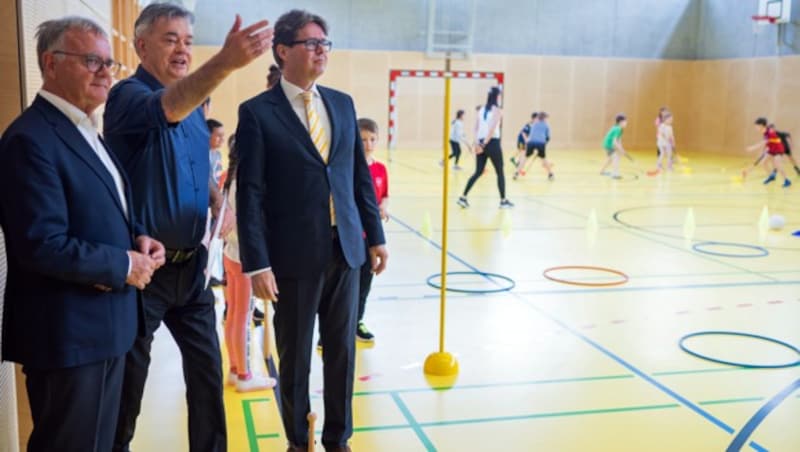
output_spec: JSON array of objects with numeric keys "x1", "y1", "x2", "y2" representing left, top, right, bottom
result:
[
  {"x1": 534, "y1": 199, "x2": 780, "y2": 282},
  {"x1": 726, "y1": 379, "x2": 800, "y2": 452},
  {"x1": 391, "y1": 215, "x2": 483, "y2": 274},
  {"x1": 373, "y1": 278, "x2": 800, "y2": 303},
  {"x1": 391, "y1": 212, "x2": 770, "y2": 451},
  {"x1": 391, "y1": 392, "x2": 436, "y2": 451}
]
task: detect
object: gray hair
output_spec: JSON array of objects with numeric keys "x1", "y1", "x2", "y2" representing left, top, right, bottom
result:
[
  {"x1": 134, "y1": 2, "x2": 194, "y2": 40},
  {"x1": 35, "y1": 16, "x2": 107, "y2": 73}
]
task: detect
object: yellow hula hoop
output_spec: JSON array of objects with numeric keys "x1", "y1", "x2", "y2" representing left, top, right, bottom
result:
[{"x1": 542, "y1": 265, "x2": 629, "y2": 287}]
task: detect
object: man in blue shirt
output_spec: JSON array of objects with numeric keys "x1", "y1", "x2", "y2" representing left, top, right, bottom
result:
[{"x1": 103, "y1": 3, "x2": 273, "y2": 451}]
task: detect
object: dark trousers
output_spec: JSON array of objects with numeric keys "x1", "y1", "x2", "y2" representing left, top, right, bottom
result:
[
  {"x1": 113, "y1": 247, "x2": 226, "y2": 452},
  {"x1": 274, "y1": 232, "x2": 359, "y2": 448},
  {"x1": 448, "y1": 140, "x2": 462, "y2": 164},
  {"x1": 463, "y1": 138, "x2": 506, "y2": 199},
  {"x1": 357, "y1": 240, "x2": 374, "y2": 323},
  {"x1": 24, "y1": 356, "x2": 124, "y2": 452}
]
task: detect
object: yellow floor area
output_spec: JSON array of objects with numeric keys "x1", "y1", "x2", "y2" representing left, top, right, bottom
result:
[{"x1": 132, "y1": 149, "x2": 799, "y2": 451}]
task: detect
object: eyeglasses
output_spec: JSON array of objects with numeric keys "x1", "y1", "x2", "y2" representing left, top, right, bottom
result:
[
  {"x1": 288, "y1": 38, "x2": 333, "y2": 52},
  {"x1": 52, "y1": 50, "x2": 121, "y2": 76}
]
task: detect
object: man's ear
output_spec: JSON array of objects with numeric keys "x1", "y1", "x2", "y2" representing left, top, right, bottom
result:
[{"x1": 42, "y1": 52, "x2": 57, "y2": 81}]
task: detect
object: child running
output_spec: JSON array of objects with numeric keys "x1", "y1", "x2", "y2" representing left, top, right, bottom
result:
[
  {"x1": 746, "y1": 118, "x2": 792, "y2": 187},
  {"x1": 511, "y1": 112, "x2": 538, "y2": 168},
  {"x1": 443, "y1": 109, "x2": 466, "y2": 170},
  {"x1": 600, "y1": 114, "x2": 628, "y2": 179},
  {"x1": 515, "y1": 112, "x2": 553, "y2": 180}
]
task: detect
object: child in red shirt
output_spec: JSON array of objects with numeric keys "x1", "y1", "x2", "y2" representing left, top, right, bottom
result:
[
  {"x1": 747, "y1": 117, "x2": 792, "y2": 187},
  {"x1": 356, "y1": 118, "x2": 388, "y2": 342}
]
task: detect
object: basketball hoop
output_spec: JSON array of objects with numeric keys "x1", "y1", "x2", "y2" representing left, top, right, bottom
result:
[
  {"x1": 752, "y1": 15, "x2": 779, "y2": 24},
  {"x1": 751, "y1": 15, "x2": 778, "y2": 34}
]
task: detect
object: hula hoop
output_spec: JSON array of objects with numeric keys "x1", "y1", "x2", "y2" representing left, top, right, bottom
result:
[
  {"x1": 542, "y1": 265, "x2": 629, "y2": 287},
  {"x1": 692, "y1": 241, "x2": 769, "y2": 258},
  {"x1": 426, "y1": 271, "x2": 515, "y2": 294},
  {"x1": 679, "y1": 331, "x2": 800, "y2": 369}
]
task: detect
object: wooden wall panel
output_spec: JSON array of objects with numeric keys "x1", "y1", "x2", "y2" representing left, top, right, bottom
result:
[
  {"x1": 605, "y1": 60, "x2": 639, "y2": 149},
  {"x1": 571, "y1": 58, "x2": 608, "y2": 149},
  {"x1": 666, "y1": 61, "x2": 694, "y2": 152},
  {"x1": 187, "y1": 45, "x2": 800, "y2": 155},
  {"x1": 538, "y1": 57, "x2": 574, "y2": 149}
]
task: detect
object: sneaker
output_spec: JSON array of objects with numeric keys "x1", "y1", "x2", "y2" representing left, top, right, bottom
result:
[
  {"x1": 499, "y1": 199, "x2": 514, "y2": 209},
  {"x1": 763, "y1": 173, "x2": 776, "y2": 184},
  {"x1": 600, "y1": 171, "x2": 611, "y2": 176},
  {"x1": 356, "y1": 322, "x2": 375, "y2": 342},
  {"x1": 512, "y1": 172, "x2": 519, "y2": 181},
  {"x1": 438, "y1": 160, "x2": 444, "y2": 167},
  {"x1": 227, "y1": 371, "x2": 237, "y2": 386},
  {"x1": 457, "y1": 196, "x2": 469, "y2": 208},
  {"x1": 235, "y1": 374, "x2": 277, "y2": 393},
  {"x1": 611, "y1": 174, "x2": 622, "y2": 180},
  {"x1": 548, "y1": 173, "x2": 554, "y2": 181},
  {"x1": 452, "y1": 165, "x2": 462, "y2": 171},
  {"x1": 783, "y1": 179, "x2": 792, "y2": 188},
  {"x1": 510, "y1": 157, "x2": 518, "y2": 166}
]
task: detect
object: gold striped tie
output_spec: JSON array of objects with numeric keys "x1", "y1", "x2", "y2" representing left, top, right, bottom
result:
[
  {"x1": 302, "y1": 91, "x2": 329, "y2": 161},
  {"x1": 301, "y1": 91, "x2": 335, "y2": 225}
]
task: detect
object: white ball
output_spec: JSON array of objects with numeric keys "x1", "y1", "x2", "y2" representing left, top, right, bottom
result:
[{"x1": 768, "y1": 214, "x2": 786, "y2": 230}]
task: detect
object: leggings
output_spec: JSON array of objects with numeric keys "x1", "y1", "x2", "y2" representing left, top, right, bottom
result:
[
  {"x1": 223, "y1": 256, "x2": 254, "y2": 375},
  {"x1": 463, "y1": 138, "x2": 505, "y2": 199},
  {"x1": 448, "y1": 140, "x2": 462, "y2": 164}
]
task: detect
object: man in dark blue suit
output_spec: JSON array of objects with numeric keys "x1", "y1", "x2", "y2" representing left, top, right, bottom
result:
[
  {"x1": 0, "y1": 17, "x2": 164, "y2": 452},
  {"x1": 236, "y1": 10, "x2": 388, "y2": 452}
]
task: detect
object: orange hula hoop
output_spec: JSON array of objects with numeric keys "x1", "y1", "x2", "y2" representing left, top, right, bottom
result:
[{"x1": 542, "y1": 265, "x2": 629, "y2": 287}]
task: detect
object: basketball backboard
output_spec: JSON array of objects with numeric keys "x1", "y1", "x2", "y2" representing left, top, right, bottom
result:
[{"x1": 757, "y1": 0, "x2": 792, "y2": 23}]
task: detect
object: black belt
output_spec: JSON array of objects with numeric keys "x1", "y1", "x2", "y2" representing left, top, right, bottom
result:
[{"x1": 165, "y1": 247, "x2": 198, "y2": 264}]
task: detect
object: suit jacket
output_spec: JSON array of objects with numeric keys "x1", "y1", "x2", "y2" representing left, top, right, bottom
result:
[
  {"x1": 0, "y1": 95, "x2": 139, "y2": 370},
  {"x1": 236, "y1": 84, "x2": 385, "y2": 278}
]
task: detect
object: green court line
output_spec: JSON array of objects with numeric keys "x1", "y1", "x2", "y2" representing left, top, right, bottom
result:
[
  {"x1": 391, "y1": 392, "x2": 436, "y2": 452},
  {"x1": 699, "y1": 397, "x2": 765, "y2": 406},
  {"x1": 353, "y1": 373, "x2": 634, "y2": 397},
  {"x1": 416, "y1": 403, "x2": 681, "y2": 428},
  {"x1": 242, "y1": 398, "x2": 275, "y2": 452},
  {"x1": 245, "y1": 397, "x2": 782, "y2": 442},
  {"x1": 353, "y1": 423, "x2": 414, "y2": 433}
]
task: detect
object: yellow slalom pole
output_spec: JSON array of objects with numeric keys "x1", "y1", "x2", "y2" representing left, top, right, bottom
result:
[{"x1": 424, "y1": 58, "x2": 459, "y2": 377}]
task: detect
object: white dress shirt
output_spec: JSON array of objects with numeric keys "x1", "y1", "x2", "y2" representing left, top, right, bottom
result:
[
  {"x1": 280, "y1": 77, "x2": 333, "y2": 153},
  {"x1": 39, "y1": 90, "x2": 129, "y2": 219}
]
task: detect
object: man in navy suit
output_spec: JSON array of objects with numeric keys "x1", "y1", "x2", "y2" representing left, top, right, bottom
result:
[
  {"x1": 0, "y1": 17, "x2": 164, "y2": 452},
  {"x1": 236, "y1": 10, "x2": 388, "y2": 452}
]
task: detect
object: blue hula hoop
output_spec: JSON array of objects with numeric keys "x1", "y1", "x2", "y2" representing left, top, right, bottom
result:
[
  {"x1": 679, "y1": 331, "x2": 800, "y2": 369},
  {"x1": 426, "y1": 271, "x2": 515, "y2": 294},
  {"x1": 691, "y1": 241, "x2": 769, "y2": 258}
]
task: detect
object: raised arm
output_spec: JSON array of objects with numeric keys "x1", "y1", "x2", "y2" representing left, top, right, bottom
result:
[{"x1": 161, "y1": 16, "x2": 273, "y2": 123}]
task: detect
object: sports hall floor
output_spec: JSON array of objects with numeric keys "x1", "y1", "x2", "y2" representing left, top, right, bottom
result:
[{"x1": 132, "y1": 148, "x2": 799, "y2": 451}]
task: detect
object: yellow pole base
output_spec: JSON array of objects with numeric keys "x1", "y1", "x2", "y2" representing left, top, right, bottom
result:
[{"x1": 424, "y1": 351, "x2": 459, "y2": 376}]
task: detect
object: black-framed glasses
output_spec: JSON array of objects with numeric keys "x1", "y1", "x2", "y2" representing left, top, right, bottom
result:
[
  {"x1": 288, "y1": 38, "x2": 333, "y2": 52},
  {"x1": 52, "y1": 50, "x2": 121, "y2": 76}
]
